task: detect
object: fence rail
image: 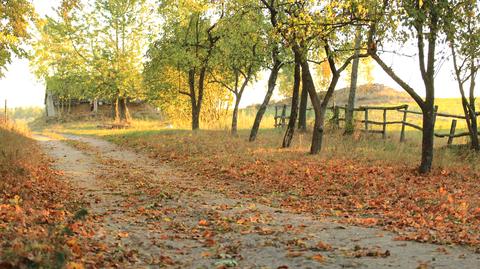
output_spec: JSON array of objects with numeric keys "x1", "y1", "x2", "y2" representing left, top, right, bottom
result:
[{"x1": 273, "y1": 103, "x2": 479, "y2": 146}]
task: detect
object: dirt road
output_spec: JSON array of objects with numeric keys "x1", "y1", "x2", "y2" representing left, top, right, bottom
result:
[{"x1": 35, "y1": 134, "x2": 480, "y2": 268}]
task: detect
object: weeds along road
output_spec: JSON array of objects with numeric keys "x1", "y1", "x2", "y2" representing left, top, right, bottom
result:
[{"x1": 35, "y1": 134, "x2": 480, "y2": 268}]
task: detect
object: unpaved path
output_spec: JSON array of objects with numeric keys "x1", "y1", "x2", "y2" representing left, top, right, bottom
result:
[{"x1": 35, "y1": 134, "x2": 480, "y2": 268}]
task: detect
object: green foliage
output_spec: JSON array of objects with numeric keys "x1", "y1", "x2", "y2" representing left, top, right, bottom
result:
[
  {"x1": 31, "y1": 0, "x2": 154, "y2": 119},
  {"x1": 0, "y1": 0, "x2": 36, "y2": 77}
]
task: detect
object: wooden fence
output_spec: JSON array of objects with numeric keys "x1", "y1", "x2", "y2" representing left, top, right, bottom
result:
[
  {"x1": 273, "y1": 104, "x2": 478, "y2": 146},
  {"x1": 274, "y1": 104, "x2": 289, "y2": 128}
]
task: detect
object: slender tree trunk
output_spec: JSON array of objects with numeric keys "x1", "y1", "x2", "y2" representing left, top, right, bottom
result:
[
  {"x1": 345, "y1": 29, "x2": 362, "y2": 135},
  {"x1": 114, "y1": 96, "x2": 130, "y2": 123},
  {"x1": 115, "y1": 97, "x2": 120, "y2": 122},
  {"x1": 191, "y1": 105, "x2": 200, "y2": 130},
  {"x1": 232, "y1": 96, "x2": 240, "y2": 135},
  {"x1": 282, "y1": 49, "x2": 301, "y2": 148},
  {"x1": 249, "y1": 1, "x2": 281, "y2": 142},
  {"x1": 301, "y1": 47, "x2": 342, "y2": 154},
  {"x1": 187, "y1": 68, "x2": 201, "y2": 130},
  {"x1": 311, "y1": 74, "x2": 341, "y2": 154},
  {"x1": 93, "y1": 98, "x2": 98, "y2": 114},
  {"x1": 419, "y1": 104, "x2": 435, "y2": 173},
  {"x1": 111, "y1": 97, "x2": 116, "y2": 119},
  {"x1": 452, "y1": 45, "x2": 479, "y2": 150},
  {"x1": 122, "y1": 97, "x2": 130, "y2": 122},
  {"x1": 301, "y1": 60, "x2": 322, "y2": 154},
  {"x1": 469, "y1": 69, "x2": 479, "y2": 150},
  {"x1": 298, "y1": 81, "x2": 308, "y2": 132},
  {"x1": 249, "y1": 53, "x2": 281, "y2": 141}
]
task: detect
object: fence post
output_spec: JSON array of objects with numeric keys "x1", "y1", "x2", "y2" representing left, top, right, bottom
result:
[
  {"x1": 447, "y1": 119, "x2": 457, "y2": 146},
  {"x1": 382, "y1": 109, "x2": 387, "y2": 139},
  {"x1": 333, "y1": 105, "x2": 340, "y2": 128},
  {"x1": 4, "y1": 99, "x2": 7, "y2": 122},
  {"x1": 433, "y1": 105, "x2": 439, "y2": 129},
  {"x1": 281, "y1": 104, "x2": 287, "y2": 127},
  {"x1": 364, "y1": 108, "x2": 369, "y2": 133},
  {"x1": 274, "y1": 106, "x2": 278, "y2": 127},
  {"x1": 400, "y1": 105, "x2": 408, "y2": 142}
]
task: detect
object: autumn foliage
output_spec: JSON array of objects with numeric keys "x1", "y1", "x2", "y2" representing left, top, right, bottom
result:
[
  {"x1": 110, "y1": 130, "x2": 480, "y2": 247},
  {"x1": 0, "y1": 127, "x2": 93, "y2": 268}
]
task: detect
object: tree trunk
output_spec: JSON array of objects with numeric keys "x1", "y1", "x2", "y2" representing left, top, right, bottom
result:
[
  {"x1": 345, "y1": 29, "x2": 362, "y2": 135},
  {"x1": 188, "y1": 68, "x2": 201, "y2": 130},
  {"x1": 249, "y1": 1, "x2": 281, "y2": 142},
  {"x1": 115, "y1": 97, "x2": 120, "y2": 122},
  {"x1": 115, "y1": 96, "x2": 130, "y2": 123},
  {"x1": 249, "y1": 51, "x2": 282, "y2": 142},
  {"x1": 297, "y1": 81, "x2": 308, "y2": 132},
  {"x1": 282, "y1": 49, "x2": 301, "y2": 148},
  {"x1": 469, "y1": 77, "x2": 479, "y2": 150},
  {"x1": 111, "y1": 97, "x2": 116, "y2": 119},
  {"x1": 419, "y1": 105, "x2": 435, "y2": 173},
  {"x1": 45, "y1": 92, "x2": 56, "y2": 117},
  {"x1": 231, "y1": 96, "x2": 240, "y2": 135},
  {"x1": 122, "y1": 97, "x2": 130, "y2": 122},
  {"x1": 192, "y1": 105, "x2": 200, "y2": 130},
  {"x1": 93, "y1": 98, "x2": 98, "y2": 114},
  {"x1": 301, "y1": 60, "x2": 323, "y2": 154},
  {"x1": 301, "y1": 46, "x2": 341, "y2": 154}
]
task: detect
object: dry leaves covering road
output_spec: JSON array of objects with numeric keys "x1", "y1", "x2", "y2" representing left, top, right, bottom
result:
[
  {"x1": 34, "y1": 134, "x2": 480, "y2": 268},
  {"x1": 109, "y1": 130, "x2": 480, "y2": 246}
]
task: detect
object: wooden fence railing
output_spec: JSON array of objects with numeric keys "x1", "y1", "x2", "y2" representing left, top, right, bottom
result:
[
  {"x1": 274, "y1": 104, "x2": 289, "y2": 128},
  {"x1": 273, "y1": 103, "x2": 479, "y2": 146},
  {"x1": 331, "y1": 104, "x2": 480, "y2": 145}
]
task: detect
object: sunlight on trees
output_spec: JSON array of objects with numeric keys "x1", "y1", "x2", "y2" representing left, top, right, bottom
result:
[{"x1": 25, "y1": 0, "x2": 480, "y2": 173}]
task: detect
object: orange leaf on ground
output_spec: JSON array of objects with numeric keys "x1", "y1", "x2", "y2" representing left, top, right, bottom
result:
[
  {"x1": 198, "y1": 219, "x2": 209, "y2": 226},
  {"x1": 311, "y1": 254, "x2": 325, "y2": 262}
]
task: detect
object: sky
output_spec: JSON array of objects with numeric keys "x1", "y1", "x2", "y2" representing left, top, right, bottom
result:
[{"x1": 0, "y1": 1, "x2": 477, "y2": 109}]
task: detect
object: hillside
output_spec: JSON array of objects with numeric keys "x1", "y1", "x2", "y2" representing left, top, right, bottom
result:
[
  {"x1": 265, "y1": 83, "x2": 412, "y2": 107},
  {"x1": 332, "y1": 83, "x2": 412, "y2": 105}
]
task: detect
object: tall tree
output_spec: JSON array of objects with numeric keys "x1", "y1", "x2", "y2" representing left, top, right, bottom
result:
[
  {"x1": 367, "y1": 0, "x2": 454, "y2": 173},
  {"x1": 0, "y1": 0, "x2": 35, "y2": 77},
  {"x1": 282, "y1": 46, "x2": 302, "y2": 147},
  {"x1": 48, "y1": 0, "x2": 152, "y2": 122},
  {"x1": 249, "y1": 0, "x2": 285, "y2": 142},
  {"x1": 151, "y1": 0, "x2": 223, "y2": 130},
  {"x1": 447, "y1": 0, "x2": 480, "y2": 150},
  {"x1": 211, "y1": 2, "x2": 266, "y2": 135},
  {"x1": 278, "y1": 0, "x2": 369, "y2": 153},
  {"x1": 345, "y1": 28, "x2": 362, "y2": 135}
]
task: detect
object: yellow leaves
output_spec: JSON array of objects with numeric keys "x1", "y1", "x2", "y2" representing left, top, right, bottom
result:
[
  {"x1": 117, "y1": 231, "x2": 129, "y2": 238},
  {"x1": 67, "y1": 237, "x2": 82, "y2": 255},
  {"x1": 66, "y1": 262, "x2": 85, "y2": 269},
  {"x1": 9, "y1": 195, "x2": 22, "y2": 205}
]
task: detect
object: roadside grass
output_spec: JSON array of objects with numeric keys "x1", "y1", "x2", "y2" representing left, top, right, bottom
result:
[{"x1": 0, "y1": 123, "x2": 95, "y2": 268}]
